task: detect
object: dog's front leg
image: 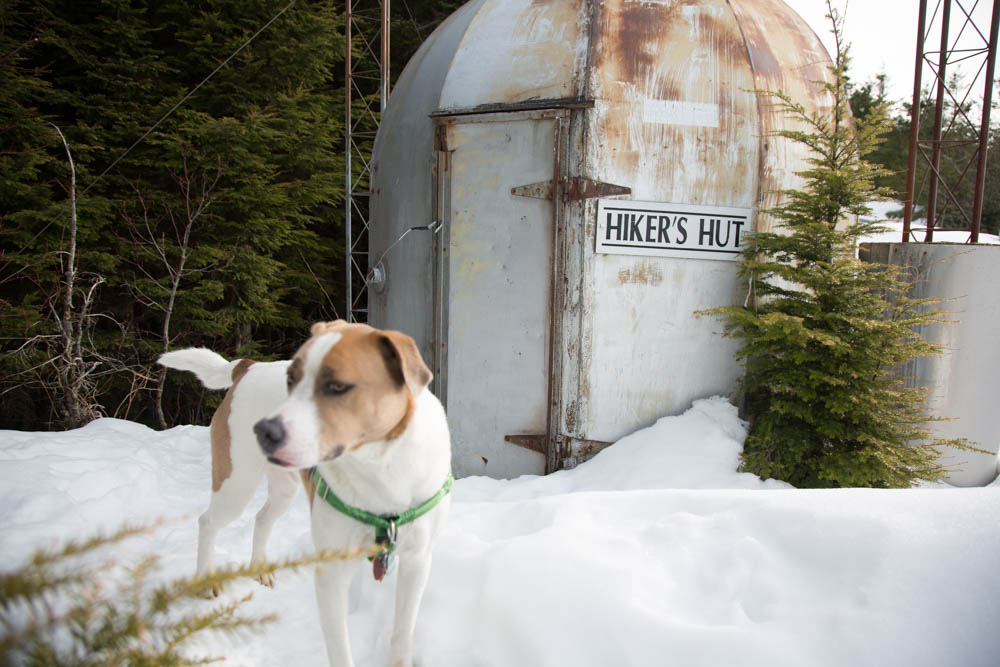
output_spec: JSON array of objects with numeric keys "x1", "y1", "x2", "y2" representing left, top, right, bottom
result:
[
  {"x1": 315, "y1": 561, "x2": 356, "y2": 667},
  {"x1": 389, "y1": 546, "x2": 434, "y2": 667},
  {"x1": 250, "y1": 468, "x2": 300, "y2": 587}
]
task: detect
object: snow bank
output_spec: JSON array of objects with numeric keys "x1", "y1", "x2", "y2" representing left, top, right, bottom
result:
[
  {"x1": 425, "y1": 487, "x2": 1000, "y2": 667},
  {"x1": 860, "y1": 200, "x2": 1000, "y2": 245},
  {"x1": 2, "y1": 399, "x2": 999, "y2": 666},
  {"x1": 458, "y1": 396, "x2": 791, "y2": 503}
]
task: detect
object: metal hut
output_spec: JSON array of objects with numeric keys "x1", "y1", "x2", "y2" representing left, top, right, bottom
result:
[{"x1": 369, "y1": 0, "x2": 835, "y2": 479}]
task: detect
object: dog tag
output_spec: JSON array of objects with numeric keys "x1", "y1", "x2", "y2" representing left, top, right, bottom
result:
[
  {"x1": 372, "y1": 551, "x2": 396, "y2": 581},
  {"x1": 373, "y1": 520, "x2": 398, "y2": 582}
]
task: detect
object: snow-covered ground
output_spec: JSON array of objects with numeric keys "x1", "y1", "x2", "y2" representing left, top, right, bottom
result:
[
  {"x1": 2, "y1": 397, "x2": 999, "y2": 666},
  {"x1": 860, "y1": 200, "x2": 1000, "y2": 245}
]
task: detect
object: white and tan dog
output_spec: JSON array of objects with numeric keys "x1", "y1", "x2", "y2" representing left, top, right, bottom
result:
[{"x1": 158, "y1": 320, "x2": 452, "y2": 667}]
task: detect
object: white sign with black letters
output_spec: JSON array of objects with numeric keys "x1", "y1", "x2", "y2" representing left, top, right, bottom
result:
[{"x1": 596, "y1": 199, "x2": 751, "y2": 261}]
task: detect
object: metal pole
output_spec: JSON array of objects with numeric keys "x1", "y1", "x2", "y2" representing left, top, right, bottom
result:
[
  {"x1": 969, "y1": 0, "x2": 999, "y2": 244},
  {"x1": 924, "y1": 0, "x2": 953, "y2": 243},
  {"x1": 903, "y1": 0, "x2": 929, "y2": 242},
  {"x1": 345, "y1": 0, "x2": 353, "y2": 320}
]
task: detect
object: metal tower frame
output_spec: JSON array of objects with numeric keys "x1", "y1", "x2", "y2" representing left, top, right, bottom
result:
[
  {"x1": 902, "y1": 0, "x2": 1000, "y2": 243},
  {"x1": 345, "y1": 0, "x2": 390, "y2": 322}
]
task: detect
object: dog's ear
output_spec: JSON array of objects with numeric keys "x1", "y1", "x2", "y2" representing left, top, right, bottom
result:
[
  {"x1": 376, "y1": 331, "x2": 432, "y2": 397},
  {"x1": 310, "y1": 320, "x2": 349, "y2": 337}
]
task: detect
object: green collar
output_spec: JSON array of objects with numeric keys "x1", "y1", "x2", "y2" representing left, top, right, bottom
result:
[{"x1": 311, "y1": 467, "x2": 453, "y2": 554}]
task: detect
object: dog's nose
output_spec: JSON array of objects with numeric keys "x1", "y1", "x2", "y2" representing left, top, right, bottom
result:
[{"x1": 254, "y1": 417, "x2": 286, "y2": 454}]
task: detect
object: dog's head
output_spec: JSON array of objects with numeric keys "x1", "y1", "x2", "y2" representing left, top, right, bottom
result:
[{"x1": 254, "y1": 320, "x2": 432, "y2": 468}]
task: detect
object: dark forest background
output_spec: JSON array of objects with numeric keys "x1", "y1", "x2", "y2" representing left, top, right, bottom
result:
[
  {"x1": 1, "y1": 0, "x2": 996, "y2": 431},
  {"x1": 0, "y1": 0, "x2": 458, "y2": 429}
]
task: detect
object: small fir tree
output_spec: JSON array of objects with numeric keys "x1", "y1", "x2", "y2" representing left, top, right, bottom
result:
[{"x1": 706, "y1": 4, "x2": 971, "y2": 488}]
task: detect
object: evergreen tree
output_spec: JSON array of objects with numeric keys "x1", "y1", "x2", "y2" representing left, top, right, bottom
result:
[
  {"x1": 0, "y1": 2, "x2": 59, "y2": 240},
  {"x1": 1, "y1": 0, "x2": 347, "y2": 428},
  {"x1": 0, "y1": 0, "x2": 119, "y2": 429},
  {"x1": 388, "y1": 0, "x2": 462, "y2": 81},
  {"x1": 0, "y1": 0, "x2": 456, "y2": 429},
  {"x1": 847, "y1": 72, "x2": 911, "y2": 197},
  {"x1": 0, "y1": 3, "x2": 53, "y2": 423},
  {"x1": 705, "y1": 6, "x2": 970, "y2": 488}
]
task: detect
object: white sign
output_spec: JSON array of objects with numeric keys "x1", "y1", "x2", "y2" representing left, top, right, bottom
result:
[
  {"x1": 642, "y1": 99, "x2": 719, "y2": 128},
  {"x1": 596, "y1": 199, "x2": 751, "y2": 261}
]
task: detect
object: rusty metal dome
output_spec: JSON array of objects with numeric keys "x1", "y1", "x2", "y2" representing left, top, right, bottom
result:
[{"x1": 370, "y1": 0, "x2": 837, "y2": 478}]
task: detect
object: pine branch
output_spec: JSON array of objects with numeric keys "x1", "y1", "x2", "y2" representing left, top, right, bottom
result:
[{"x1": 0, "y1": 520, "x2": 381, "y2": 665}]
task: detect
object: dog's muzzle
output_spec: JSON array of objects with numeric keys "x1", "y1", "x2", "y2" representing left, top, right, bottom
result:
[{"x1": 254, "y1": 417, "x2": 286, "y2": 456}]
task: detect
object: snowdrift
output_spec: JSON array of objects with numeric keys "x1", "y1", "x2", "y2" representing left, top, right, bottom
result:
[{"x1": 2, "y1": 397, "x2": 999, "y2": 666}]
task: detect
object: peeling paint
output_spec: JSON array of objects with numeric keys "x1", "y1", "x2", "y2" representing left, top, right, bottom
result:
[{"x1": 728, "y1": 0, "x2": 835, "y2": 232}]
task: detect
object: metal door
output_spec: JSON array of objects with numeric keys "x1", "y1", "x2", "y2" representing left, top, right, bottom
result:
[{"x1": 436, "y1": 113, "x2": 561, "y2": 479}]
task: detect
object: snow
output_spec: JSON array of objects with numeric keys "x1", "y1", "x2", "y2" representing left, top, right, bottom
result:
[
  {"x1": 3, "y1": 397, "x2": 1000, "y2": 666},
  {"x1": 859, "y1": 200, "x2": 1000, "y2": 245}
]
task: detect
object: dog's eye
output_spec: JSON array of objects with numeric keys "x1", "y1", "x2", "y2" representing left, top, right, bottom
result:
[
  {"x1": 322, "y1": 381, "x2": 352, "y2": 396},
  {"x1": 286, "y1": 374, "x2": 298, "y2": 390}
]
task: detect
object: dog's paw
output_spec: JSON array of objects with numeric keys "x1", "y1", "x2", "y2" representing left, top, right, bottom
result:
[{"x1": 256, "y1": 572, "x2": 275, "y2": 588}]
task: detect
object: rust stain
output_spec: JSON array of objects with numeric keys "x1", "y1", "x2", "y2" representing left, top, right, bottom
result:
[
  {"x1": 564, "y1": 399, "x2": 577, "y2": 434},
  {"x1": 728, "y1": 0, "x2": 837, "y2": 233},
  {"x1": 587, "y1": 0, "x2": 760, "y2": 207},
  {"x1": 209, "y1": 358, "x2": 256, "y2": 492},
  {"x1": 591, "y1": 0, "x2": 686, "y2": 102},
  {"x1": 730, "y1": 0, "x2": 820, "y2": 85},
  {"x1": 616, "y1": 3, "x2": 681, "y2": 93},
  {"x1": 618, "y1": 260, "x2": 664, "y2": 286}
]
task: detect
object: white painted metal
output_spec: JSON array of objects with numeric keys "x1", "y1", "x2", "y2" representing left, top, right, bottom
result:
[
  {"x1": 442, "y1": 116, "x2": 557, "y2": 478},
  {"x1": 439, "y1": 0, "x2": 586, "y2": 110},
  {"x1": 864, "y1": 243, "x2": 1000, "y2": 487}
]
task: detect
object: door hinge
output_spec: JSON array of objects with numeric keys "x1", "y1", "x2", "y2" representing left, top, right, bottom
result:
[
  {"x1": 504, "y1": 433, "x2": 613, "y2": 457},
  {"x1": 503, "y1": 434, "x2": 548, "y2": 455},
  {"x1": 510, "y1": 181, "x2": 554, "y2": 200},
  {"x1": 511, "y1": 178, "x2": 630, "y2": 202}
]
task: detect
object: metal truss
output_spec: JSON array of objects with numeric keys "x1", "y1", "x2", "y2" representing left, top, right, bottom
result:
[
  {"x1": 903, "y1": 0, "x2": 999, "y2": 243},
  {"x1": 345, "y1": 0, "x2": 389, "y2": 322}
]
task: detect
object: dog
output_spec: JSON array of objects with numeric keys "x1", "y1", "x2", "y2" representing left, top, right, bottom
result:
[{"x1": 158, "y1": 320, "x2": 452, "y2": 667}]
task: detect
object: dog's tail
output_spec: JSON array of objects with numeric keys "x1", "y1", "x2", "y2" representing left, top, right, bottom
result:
[{"x1": 157, "y1": 348, "x2": 243, "y2": 390}]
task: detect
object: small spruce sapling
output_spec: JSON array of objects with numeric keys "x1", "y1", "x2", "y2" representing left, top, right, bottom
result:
[{"x1": 703, "y1": 2, "x2": 973, "y2": 488}]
